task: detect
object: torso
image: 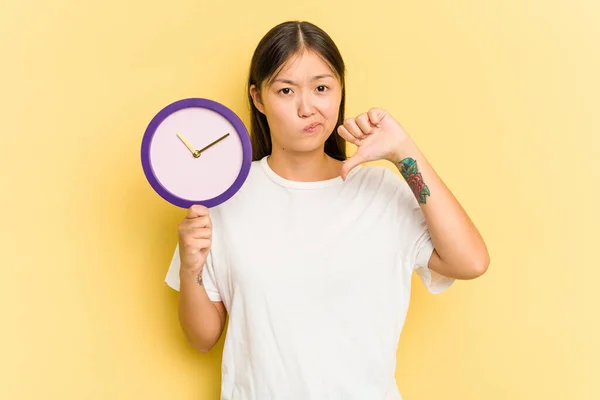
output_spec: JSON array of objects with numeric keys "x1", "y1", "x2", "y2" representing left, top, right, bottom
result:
[{"x1": 205, "y1": 156, "x2": 420, "y2": 399}]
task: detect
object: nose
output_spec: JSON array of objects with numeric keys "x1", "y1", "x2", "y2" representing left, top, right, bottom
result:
[{"x1": 297, "y1": 92, "x2": 316, "y2": 118}]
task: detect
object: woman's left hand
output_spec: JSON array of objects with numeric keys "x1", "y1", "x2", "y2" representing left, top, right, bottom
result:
[{"x1": 337, "y1": 108, "x2": 412, "y2": 180}]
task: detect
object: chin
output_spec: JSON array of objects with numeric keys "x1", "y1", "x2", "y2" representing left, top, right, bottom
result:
[
  {"x1": 275, "y1": 128, "x2": 331, "y2": 153},
  {"x1": 281, "y1": 140, "x2": 326, "y2": 154}
]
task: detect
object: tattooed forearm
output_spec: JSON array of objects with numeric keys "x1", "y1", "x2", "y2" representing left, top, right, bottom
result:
[{"x1": 399, "y1": 158, "x2": 431, "y2": 204}]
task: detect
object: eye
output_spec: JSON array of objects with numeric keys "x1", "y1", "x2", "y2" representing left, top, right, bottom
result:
[
  {"x1": 316, "y1": 85, "x2": 329, "y2": 92},
  {"x1": 279, "y1": 88, "x2": 292, "y2": 95}
]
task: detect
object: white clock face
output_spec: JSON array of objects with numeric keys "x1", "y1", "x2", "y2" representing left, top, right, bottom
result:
[{"x1": 149, "y1": 106, "x2": 245, "y2": 202}]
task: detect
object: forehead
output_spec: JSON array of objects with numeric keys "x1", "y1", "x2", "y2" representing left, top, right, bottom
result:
[{"x1": 274, "y1": 50, "x2": 336, "y2": 79}]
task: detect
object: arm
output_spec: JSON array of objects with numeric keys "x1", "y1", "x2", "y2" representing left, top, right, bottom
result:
[
  {"x1": 391, "y1": 138, "x2": 490, "y2": 280},
  {"x1": 337, "y1": 107, "x2": 489, "y2": 280},
  {"x1": 178, "y1": 268, "x2": 227, "y2": 353}
]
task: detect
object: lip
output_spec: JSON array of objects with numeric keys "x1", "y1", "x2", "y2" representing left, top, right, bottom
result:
[{"x1": 303, "y1": 122, "x2": 321, "y2": 132}]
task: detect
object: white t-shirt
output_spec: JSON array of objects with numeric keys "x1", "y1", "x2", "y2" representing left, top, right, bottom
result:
[{"x1": 165, "y1": 155, "x2": 454, "y2": 400}]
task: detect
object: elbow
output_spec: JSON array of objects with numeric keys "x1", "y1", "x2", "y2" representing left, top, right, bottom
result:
[
  {"x1": 459, "y1": 236, "x2": 490, "y2": 279},
  {"x1": 181, "y1": 329, "x2": 217, "y2": 354},
  {"x1": 196, "y1": 345, "x2": 213, "y2": 354},
  {"x1": 188, "y1": 336, "x2": 216, "y2": 354},
  {"x1": 468, "y1": 250, "x2": 490, "y2": 279}
]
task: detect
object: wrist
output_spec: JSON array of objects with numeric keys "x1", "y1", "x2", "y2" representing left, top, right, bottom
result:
[
  {"x1": 180, "y1": 266, "x2": 204, "y2": 285},
  {"x1": 387, "y1": 137, "x2": 420, "y2": 163}
]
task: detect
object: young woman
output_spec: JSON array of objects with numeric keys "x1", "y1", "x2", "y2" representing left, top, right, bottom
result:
[{"x1": 165, "y1": 20, "x2": 489, "y2": 400}]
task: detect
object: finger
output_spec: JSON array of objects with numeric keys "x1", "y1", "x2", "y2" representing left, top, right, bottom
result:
[
  {"x1": 337, "y1": 125, "x2": 361, "y2": 146},
  {"x1": 186, "y1": 227, "x2": 212, "y2": 239},
  {"x1": 367, "y1": 108, "x2": 387, "y2": 127},
  {"x1": 195, "y1": 239, "x2": 212, "y2": 251},
  {"x1": 197, "y1": 217, "x2": 213, "y2": 229},
  {"x1": 188, "y1": 216, "x2": 211, "y2": 229},
  {"x1": 355, "y1": 113, "x2": 375, "y2": 135},
  {"x1": 186, "y1": 204, "x2": 210, "y2": 219},
  {"x1": 178, "y1": 217, "x2": 211, "y2": 238},
  {"x1": 183, "y1": 238, "x2": 212, "y2": 253},
  {"x1": 343, "y1": 118, "x2": 366, "y2": 140},
  {"x1": 181, "y1": 216, "x2": 211, "y2": 231}
]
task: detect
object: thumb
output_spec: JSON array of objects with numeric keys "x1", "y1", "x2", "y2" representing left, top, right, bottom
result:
[
  {"x1": 186, "y1": 204, "x2": 209, "y2": 219},
  {"x1": 340, "y1": 154, "x2": 365, "y2": 181}
]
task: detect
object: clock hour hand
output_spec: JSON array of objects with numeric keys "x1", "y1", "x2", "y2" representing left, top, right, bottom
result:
[
  {"x1": 176, "y1": 132, "x2": 201, "y2": 158},
  {"x1": 197, "y1": 133, "x2": 230, "y2": 154}
]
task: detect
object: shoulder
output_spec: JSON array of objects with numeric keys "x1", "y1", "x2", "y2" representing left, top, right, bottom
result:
[
  {"x1": 349, "y1": 164, "x2": 418, "y2": 207},
  {"x1": 351, "y1": 164, "x2": 404, "y2": 191},
  {"x1": 208, "y1": 159, "x2": 265, "y2": 216}
]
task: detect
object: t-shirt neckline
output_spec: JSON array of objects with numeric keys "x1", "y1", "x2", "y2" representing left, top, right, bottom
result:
[{"x1": 259, "y1": 155, "x2": 360, "y2": 189}]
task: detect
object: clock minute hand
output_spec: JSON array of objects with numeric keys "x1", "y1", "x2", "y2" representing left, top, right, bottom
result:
[{"x1": 197, "y1": 133, "x2": 230, "y2": 154}]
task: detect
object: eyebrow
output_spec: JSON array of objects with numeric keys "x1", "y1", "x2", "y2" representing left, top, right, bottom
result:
[{"x1": 272, "y1": 74, "x2": 335, "y2": 85}]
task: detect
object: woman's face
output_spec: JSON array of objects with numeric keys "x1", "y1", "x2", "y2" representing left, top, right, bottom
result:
[{"x1": 250, "y1": 50, "x2": 343, "y2": 155}]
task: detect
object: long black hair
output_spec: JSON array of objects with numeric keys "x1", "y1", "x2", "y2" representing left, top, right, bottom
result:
[{"x1": 247, "y1": 21, "x2": 347, "y2": 162}]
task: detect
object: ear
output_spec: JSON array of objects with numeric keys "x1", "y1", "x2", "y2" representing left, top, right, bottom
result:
[{"x1": 249, "y1": 84, "x2": 266, "y2": 115}]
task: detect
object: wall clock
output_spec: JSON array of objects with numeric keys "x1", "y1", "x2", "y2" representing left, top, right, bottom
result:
[{"x1": 141, "y1": 98, "x2": 252, "y2": 208}]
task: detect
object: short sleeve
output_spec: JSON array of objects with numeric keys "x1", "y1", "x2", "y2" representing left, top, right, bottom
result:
[
  {"x1": 164, "y1": 243, "x2": 222, "y2": 302},
  {"x1": 393, "y1": 171, "x2": 454, "y2": 294},
  {"x1": 411, "y1": 224, "x2": 454, "y2": 294}
]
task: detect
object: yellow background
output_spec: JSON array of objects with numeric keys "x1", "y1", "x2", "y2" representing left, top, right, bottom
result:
[{"x1": 2, "y1": 0, "x2": 599, "y2": 398}]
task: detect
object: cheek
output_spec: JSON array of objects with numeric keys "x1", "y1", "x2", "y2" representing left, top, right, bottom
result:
[
  {"x1": 264, "y1": 101, "x2": 297, "y2": 141},
  {"x1": 320, "y1": 97, "x2": 342, "y2": 123},
  {"x1": 323, "y1": 91, "x2": 341, "y2": 112},
  {"x1": 327, "y1": 102, "x2": 340, "y2": 118},
  {"x1": 264, "y1": 100, "x2": 289, "y2": 125}
]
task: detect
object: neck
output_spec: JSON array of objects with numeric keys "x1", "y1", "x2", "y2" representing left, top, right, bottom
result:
[{"x1": 267, "y1": 148, "x2": 342, "y2": 182}]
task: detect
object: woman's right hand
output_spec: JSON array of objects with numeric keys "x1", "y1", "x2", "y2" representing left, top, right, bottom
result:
[{"x1": 177, "y1": 205, "x2": 212, "y2": 273}]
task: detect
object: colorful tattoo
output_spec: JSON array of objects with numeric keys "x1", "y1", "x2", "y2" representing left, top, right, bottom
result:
[
  {"x1": 197, "y1": 271, "x2": 203, "y2": 286},
  {"x1": 399, "y1": 158, "x2": 430, "y2": 204}
]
